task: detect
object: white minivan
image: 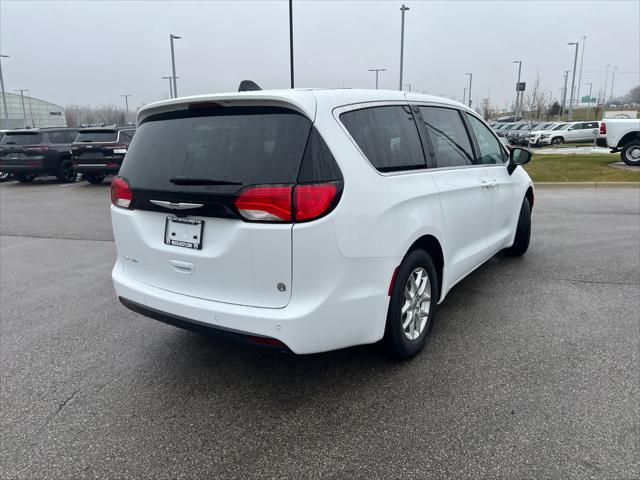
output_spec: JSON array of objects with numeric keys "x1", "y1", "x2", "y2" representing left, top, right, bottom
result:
[{"x1": 111, "y1": 89, "x2": 534, "y2": 358}]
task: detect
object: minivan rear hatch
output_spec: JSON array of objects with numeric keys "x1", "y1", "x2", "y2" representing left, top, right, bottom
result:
[{"x1": 114, "y1": 104, "x2": 314, "y2": 308}]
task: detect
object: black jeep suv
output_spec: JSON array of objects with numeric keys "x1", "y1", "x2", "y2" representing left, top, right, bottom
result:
[
  {"x1": 0, "y1": 128, "x2": 79, "y2": 183},
  {"x1": 71, "y1": 127, "x2": 136, "y2": 184}
]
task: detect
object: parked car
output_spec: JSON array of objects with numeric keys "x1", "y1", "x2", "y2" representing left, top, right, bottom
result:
[
  {"x1": 599, "y1": 119, "x2": 640, "y2": 166},
  {"x1": 0, "y1": 130, "x2": 10, "y2": 182},
  {"x1": 111, "y1": 89, "x2": 534, "y2": 358},
  {"x1": 495, "y1": 115, "x2": 523, "y2": 123},
  {"x1": 495, "y1": 122, "x2": 518, "y2": 137},
  {"x1": 71, "y1": 127, "x2": 136, "y2": 184},
  {"x1": 538, "y1": 121, "x2": 600, "y2": 146},
  {"x1": 507, "y1": 122, "x2": 542, "y2": 144},
  {"x1": 513, "y1": 122, "x2": 555, "y2": 146},
  {"x1": 0, "y1": 128, "x2": 78, "y2": 182},
  {"x1": 526, "y1": 123, "x2": 565, "y2": 147}
]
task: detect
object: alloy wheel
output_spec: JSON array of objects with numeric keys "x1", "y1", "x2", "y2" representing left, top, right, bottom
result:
[{"x1": 401, "y1": 267, "x2": 431, "y2": 341}]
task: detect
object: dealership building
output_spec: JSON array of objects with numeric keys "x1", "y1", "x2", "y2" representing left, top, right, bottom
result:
[{"x1": 0, "y1": 92, "x2": 67, "y2": 129}]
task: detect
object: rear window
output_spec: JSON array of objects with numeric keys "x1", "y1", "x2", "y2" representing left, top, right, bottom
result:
[
  {"x1": 0, "y1": 133, "x2": 42, "y2": 145},
  {"x1": 119, "y1": 106, "x2": 314, "y2": 193},
  {"x1": 75, "y1": 131, "x2": 118, "y2": 143},
  {"x1": 340, "y1": 105, "x2": 426, "y2": 172}
]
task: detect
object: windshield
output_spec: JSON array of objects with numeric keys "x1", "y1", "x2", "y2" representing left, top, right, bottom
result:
[
  {"x1": 0, "y1": 133, "x2": 42, "y2": 145},
  {"x1": 119, "y1": 106, "x2": 313, "y2": 194},
  {"x1": 75, "y1": 131, "x2": 118, "y2": 143}
]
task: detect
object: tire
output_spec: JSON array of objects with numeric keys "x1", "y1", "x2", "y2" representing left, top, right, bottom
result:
[
  {"x1": 15, "y1": 174, "x2": 36, "y2": 183},
  {"x1": 56, "y1": 159, "x2": 76, "y2": 182},
  {"x1": 384, "y1": 249, "x2": 439, "y2": 359},
  {"x1": 551, "y1": 137, "x2": 564, "y2": 145},
  {"x1": 0, "y1": 171, "x2": 11, "y2": 182},
  {"x1": 504, "y1": 197, "x2": 531, "y2": 257},
  {"x1": 85, "y1": 174, "x2": 105, "y2": 184},
  {"x1": 621, "y1": 140, "x2": 640, "y2": 167}
]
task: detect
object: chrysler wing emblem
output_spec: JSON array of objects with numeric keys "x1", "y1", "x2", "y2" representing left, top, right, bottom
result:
[{"x1": 150, "y1": 200, "x2": 204, "y2": 210}]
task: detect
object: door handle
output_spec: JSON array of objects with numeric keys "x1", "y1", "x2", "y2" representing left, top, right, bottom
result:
[{"x1": 481, "y1": 180, "x2": 498, "y2": 189}]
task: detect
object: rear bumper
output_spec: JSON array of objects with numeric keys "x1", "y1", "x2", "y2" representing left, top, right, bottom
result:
[
  {"x1": 0, "y1": 164, "x2": 43, "y2": 174},
  {"x1": 112, "y1": 255, "x2": 393, "y2": 355},
  {"x1": 73, "y1": 163, "x2": 120, "y2": 175}
]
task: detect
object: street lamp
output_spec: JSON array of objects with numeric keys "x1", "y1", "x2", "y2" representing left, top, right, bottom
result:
[
  {"x1": 398, "y1": 4, "x2": 410, "y2": 91},
  {"x1": 120, "y1": 94, "x2": 132, "y2": 124},
  {"x1": 561, "y1": 70, "x2": 569, "y2": 118},
  {"x1": 161, "y1": 76, "x2": 174, "y2": 98},
  {"x1": 0, "y1": 54, "x2": 8, "y2": 122},
  {"x1": 465, "y1": 72, "x2": 472, "y2": 108},
  {"x1": 609, "y1": 66, "x2": 618, "y2": 102},
  {"x1": 289, "y1": 0, "x2": 294, "y2": 88},
  {"x1": 14, "y1": 89, "x2": 29, "y2": 127},
  {"x1": 368, "y1": 68, "x2": 386, "y2": 89},
  {"x1": 567, "y1": 41, "x2": 579, "y2": 120},
  {"x1": 513, "y1": 60, "x2": 522, "y2": 116},
  {"x1": 576, "y1": 36, "x2": 586, "y2": 108},
  {"x1": 404, "y1": 83, "x2": 411, "y2": 92},
  {"x1": 463, "y1": 87, "x2": 468, "y2": 105},
  {"x1": 169, "y1": 34, "x2": 181, "y2": 98}
]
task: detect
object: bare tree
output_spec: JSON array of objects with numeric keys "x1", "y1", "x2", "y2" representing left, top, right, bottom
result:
[{"x1": 522, "y1": 76, "x2": 551, "y2": 122}]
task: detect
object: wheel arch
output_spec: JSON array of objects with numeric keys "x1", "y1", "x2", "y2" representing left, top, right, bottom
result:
[
  {"x1": 525, "y1": 185, "x2": 534, "y2": 210},
  {"x1": 405, "y1": 235, "x2": 444, "y2": 303},
  {"x1": 617, "y1": 131, "x2": 640, "y2": 149}
]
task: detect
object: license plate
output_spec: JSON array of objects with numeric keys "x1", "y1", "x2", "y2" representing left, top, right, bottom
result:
[
  {"x1": 9, "y1": 153, "x2": 19, "y2": 159},
  {"x1": 164, "y1": 216, "x2": 204, "y2": 250}
]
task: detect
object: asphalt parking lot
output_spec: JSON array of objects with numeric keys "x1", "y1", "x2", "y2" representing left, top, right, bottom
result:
[{"x1": 1, "y1": 178, "x2": 639, "y2": 479}]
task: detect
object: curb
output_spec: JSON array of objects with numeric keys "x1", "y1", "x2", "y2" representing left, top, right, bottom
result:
[{"x1": 536, "y1": 182, "x2": 640, "y2": 189}]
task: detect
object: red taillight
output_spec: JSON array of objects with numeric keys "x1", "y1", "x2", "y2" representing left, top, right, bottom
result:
[
  {"x1": 23, "y1": 145, "x2": 48, "y2": 151},
  {"x1": 600, "y1": 122, "x2": 606, "y2": 134},
  {"x1": 294, "y1": 183, "x2": 339, "y2": 221},
  {"x1": 235, "y1": 185, "x2": 293, "y2": 222},
  {"x1": 111, "y1": 176, "x2": 133, "y2": 209},
  {"x1": 234, "y1": 182, "x2": 341, "y2": 223}
]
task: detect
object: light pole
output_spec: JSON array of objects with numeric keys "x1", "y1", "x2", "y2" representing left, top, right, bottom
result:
[
  {"x1": 289, "y1": 0, "x2": 294, "y2": 88},
  {"x1": 368, "y1": 68, "x2": 386, "y2": 89},
  {"x1": 0, "y1": 54, "x2": 8, "y2": 122},
  {"x1": 567, "y1": 41, "x2": 579, "y2": 120},
  {"x1": 404, "y1": 83, "x2": 411, "y2": 92},
  {"x1": 465, "y1": 72, "x2": 472, "y2": 108},
  {"x1": 560, "y1": 70, "x2": 569, "y2": 118},
  {"x1": 169, "y1": 34, "x2": 181, "y2": 98},
  {"x1": 576, "y1": 35, "x2": 586, "y2": 108},
  {"x1": 463, "y1": 87, "x2": 468, "y2": 106},
  {"x1": 161, "y1": 76, "x2": 174, "y2": 98},
  {"x1": 15, "y1": 89, "x2": 29, "y2": 127},
  {"x1": 120, "y1": 94, "x2": 131, "y2": 124},
  {"x1": 398, "y1": 4, "x2": 409, "y2": 91},
  {"x1": 609, "y1": 66, "x2": 618, "y2": 102},
  {"x1": 602, "y1": 64, "x2": 609, "y2": 106},
  {"x1": 513, "y1": 60, "x2": 522, "y2": 116}
]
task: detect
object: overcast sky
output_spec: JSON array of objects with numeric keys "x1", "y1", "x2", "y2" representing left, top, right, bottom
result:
[{"x1": 1, "y1": 0, "x2": 638, "y2": 111}]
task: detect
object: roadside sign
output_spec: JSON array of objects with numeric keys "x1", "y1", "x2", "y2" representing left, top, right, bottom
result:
[{"x1": 516, "y1": 82, "x2": 526, "y2": 92}]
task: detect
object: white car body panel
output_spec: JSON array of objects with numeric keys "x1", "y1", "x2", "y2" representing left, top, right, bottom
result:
[
  {"x1": 112, "y1": 89, "x2": 533, "y2": 354},
  {"x1": 602, "y1": 119, "x2": 640, "y2": 149}
]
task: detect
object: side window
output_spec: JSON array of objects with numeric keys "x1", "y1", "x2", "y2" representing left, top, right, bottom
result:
[
  {"x1": 340, "y1": 105, "x2": 426, "y2": 172},
  {"x1": 66, "y1": 131, "x2": 78, "y2": 143},
  {"x1": 48, "y1": 131, "x2": 67, "y2": 144},
  {"x1": 465, "y1": 114, "x2": 507, "y2": 165},
  {"x1": 298, "y1": 127, "x2": 343, "y2": 182},
  {"x1": 418, "y1": 106, "x2": 474, "y2": 167},
  {"x1": 119, "y1": 131, "x2": 131, "y2": 143}
]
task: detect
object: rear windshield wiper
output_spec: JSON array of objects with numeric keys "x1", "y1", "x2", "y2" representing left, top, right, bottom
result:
[{"x1": 169, "y1": 177, "x2": 242, "y2": 186}]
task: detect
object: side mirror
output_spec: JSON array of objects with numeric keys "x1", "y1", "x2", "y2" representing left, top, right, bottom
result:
[{"x1": 507, "y1": 147, "x2": 532, "y2": 175}]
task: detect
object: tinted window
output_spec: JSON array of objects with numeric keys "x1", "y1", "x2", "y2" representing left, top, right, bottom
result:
[
  {"x1": 298, "y1": 128, "x2": 342, "y2": 183},
  {"x1": 48, "y1": 131, "x2": 69, "y2": 144},
  {"x1": 466, "y1": 114, "x2": 507, "y2": 165},
  {"x1": 0, "y1": 133, "x2": 42, "y2": 145},
  {"x1": 419, "y1": 107, "x2": 474, "y2": 167},
  {"x1": 583, "y1": 122, "x2": 599, "y2": 129},
  {"x1": 340, "y1": 106, "x2": 426, "y2": 172},
  {"x1": 120, "y1": 106, "x2": 312, "y2": 193},
  {"x1": 75, "y1": 131, "x2": 118, "y2": 143}
]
